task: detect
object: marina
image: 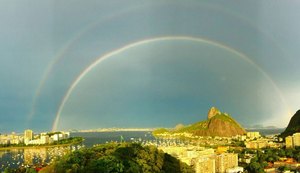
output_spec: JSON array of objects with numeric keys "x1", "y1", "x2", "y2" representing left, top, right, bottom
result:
[{"x1": 0, "y1": 131, "x2": 154, "y2": 170}]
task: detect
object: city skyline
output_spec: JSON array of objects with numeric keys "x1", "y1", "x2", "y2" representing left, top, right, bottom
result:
[{"x1": 1, "y1": 0, "x2": 300, "y2": 132}]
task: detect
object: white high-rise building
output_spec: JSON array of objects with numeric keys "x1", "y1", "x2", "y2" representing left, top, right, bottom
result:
[
  {"x1": 24, "y1": 129, "x2": 33, "y2": 140},
  {"x1": 24, "y1": 129, "x2": 33, "y2": 145}
]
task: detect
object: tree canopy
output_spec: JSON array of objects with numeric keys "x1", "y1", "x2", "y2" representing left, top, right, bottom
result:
[{"x1": 41, "y1": 142, "x2": 194, "y2": 173}]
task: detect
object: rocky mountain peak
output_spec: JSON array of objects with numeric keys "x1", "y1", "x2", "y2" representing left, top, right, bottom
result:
[
  {"x1": 153, "y1": 107, "x2": 247, "y2": 137},
  {"x1": 207, "y1": 107, "x2": 220, "y2": 119}
]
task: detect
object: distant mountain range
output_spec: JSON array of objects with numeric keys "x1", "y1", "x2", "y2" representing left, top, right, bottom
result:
[
  {"x1": 72, "y1": 128, "x2": 155, "y2": 133},
  {"x1": 245, "y1": 125, "x2": 280, "y2": 129},
  {"x1": 153, "y1": 107, "x2": 247, "y2": 137},
  {"x1": 281, "y1": 110, "x2": 300, "y2": 138}
]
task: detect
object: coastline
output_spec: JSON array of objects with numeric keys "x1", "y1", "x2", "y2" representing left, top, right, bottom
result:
[
  {"x1": 0, "y1": 139, "x2": 83, "y2": 151},
  {"x1": 75, "y1": 128, "x2": 154, "y2": 133}
]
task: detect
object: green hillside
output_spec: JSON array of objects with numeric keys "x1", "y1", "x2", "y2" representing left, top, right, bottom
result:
[
  {"x1": 153, "y1": 107, "x2": 246, "y2": 137},
  {"x1": 281, "y1": 110, "x2": 300, "y2": 138},
  {"x1": 210, "y1": 113, "x2": 243, "y2": 129}
]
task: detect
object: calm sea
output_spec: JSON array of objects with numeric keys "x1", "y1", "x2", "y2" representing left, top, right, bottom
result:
[{"x1": 71, "y1": 131, "x2": 155, "y2": 147}]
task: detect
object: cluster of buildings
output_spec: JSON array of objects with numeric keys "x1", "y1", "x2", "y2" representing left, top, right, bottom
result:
[
  {"x1": 285, "y1": 133, "x2": 300, "y2": 148},
  {"x1": 156, "y1": 132, "x2": 234, "y2": 147},
  {"x1": 235, "y1": 131, "x2": 284, "y2": 149},
  {"x1": 263, "y1": 158, "x2": 300, "y2": 173},
  {"x1": 0, "y1": 132, "x2": 23, "y2": 145},
  {"x1": 154, "y1": 131, "x2": 294, "y2": 172},
  {"x1": 0, "y1": 129, "x2": 70, "y2": 146},
  {"x1": 273, "y1": 158, "x2": 300, "y2": 171},
  {"x1": 156, "y1": 131, "x2": 281, "y2": 149},
  {"x1": 245, "y1": 131, "x2": 261, "y2": 139},
  {"x1": 24, "y1": 129, "x2": 70, "y2": 145},
  {"x1": 158, "y1": 145, "x2": 243, "y2": 173},
  {"x1": 244, "y1": 138, "x2": 283, "y2": 149}
]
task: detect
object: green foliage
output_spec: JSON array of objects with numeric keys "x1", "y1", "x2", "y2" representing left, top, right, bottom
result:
[
  {"x1": 25, "y1": 168, "x2": 37, "y2": 173},
  {"x1": 47, "y1": 131, "x2": 62, "y2": 135},
  {"x1": 278, "y1": 166, "x2": 289, "y2": 172},
  {"x1": 86, "y1": 156, "x2": 125, "y2": 173},
  {"x1": 247, "y1": 161, "x2": 264, "y2": 173},
  {"x1": 0, "y1": 137, "x2": 83, "y2": 149},
  {"x1": 161, "y1": 153, "x2": 194, "y2": 173},
  {"x1": 294, "y1": 150, "x2": 300, "y2": 162},
  {"x1": 0, "y1": 143, "x2": 26, "y2": 148},
  {"x1": 152, "y1": 128, "x2": 169, "y2": 136},
  {"x1": 2, "y1": 167, "x2": 37, "y2": 173},
  {"x1": 177, "y1": 121, "x2": 208, "y2": 132},
  {"x1": 53, "y1": 137, "x2": 83, "y2": 145},
  {"x1": 233, "y1": 140, "x2": 245, "y2": 147},
  {"x1": 50, "y1": 142, "x2": 194, "y2": 173},
  {"x1": 210, "y1": 113, "x2": 243, "y2": 129},
  {"x1": 3, "y1": 168, "x2": 13, "y2": 173},
  {"x1": 243, "y1": 147, "x2": 300, "y2": 172},
  {"x1": 153, "y1": 128, "x2": 169, "y2": 134}
]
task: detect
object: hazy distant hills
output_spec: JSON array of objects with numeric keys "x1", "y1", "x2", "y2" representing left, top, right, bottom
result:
[
  {"x1": 281, "y1": 110, "x2": 300, "y2": 138},
  {"x1": 153, "y1": 107, "x2": 247, "y2": 137}
]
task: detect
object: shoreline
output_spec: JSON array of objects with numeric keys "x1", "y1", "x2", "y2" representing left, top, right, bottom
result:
[
  {"x1": 75, "y1": 129, "x2": 154, "y2": 133},
  {"x1": 0, "y1": 140, "x2": 83, "y2": 151}
]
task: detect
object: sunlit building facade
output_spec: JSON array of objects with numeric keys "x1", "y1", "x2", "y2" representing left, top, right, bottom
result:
[
  {"x1": 24, "y1": 129, "x2": 33, "y2": 141},
  {"x1": 215, "y1": 153, "x2": 238, "y2": 173},
  {"x1": 246, "y1": 132, "x2": 260, "y2": 139},
  {"x1": 293, "y1": 133, "x2": 300, "y2": 147},
  {"x1": 285, "y1": 133, "x2": 300, "y2": 148},
  {"x1": 245, "y1": 139, "x2": 268, "y2": 149},
  {"x1": 196, "y1": 156, "x2": 215, "y2": 173},
  {"x1": 24, "y1": 129, "x2": 33, "y2": 145},
  {"x1": 286, "y1": 136, "x2": 293, "y2": 148}
]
